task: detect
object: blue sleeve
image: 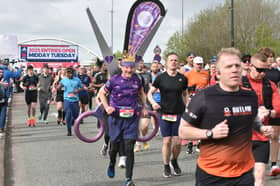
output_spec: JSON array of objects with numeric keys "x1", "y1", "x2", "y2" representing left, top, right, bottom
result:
[{"x1": 9, "y1": 69, "x2": 23, "y2": 79}]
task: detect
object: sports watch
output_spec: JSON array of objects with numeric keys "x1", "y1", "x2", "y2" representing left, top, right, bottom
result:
[{"x1": 206, "y1": 130, "x2": 213, "y2": 139}]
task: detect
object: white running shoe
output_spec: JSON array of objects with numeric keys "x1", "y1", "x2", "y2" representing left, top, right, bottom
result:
[{"x1": 118, "y1": 156, "x2": 126, "y2": 168}]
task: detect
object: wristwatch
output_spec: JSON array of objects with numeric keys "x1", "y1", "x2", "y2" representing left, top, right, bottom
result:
[{"x1": 206, "y1": 130, "x2": 213, "y2": 139}]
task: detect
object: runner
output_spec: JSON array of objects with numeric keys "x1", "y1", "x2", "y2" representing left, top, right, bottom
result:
[
  {"x1": 179, "y1": 47, "x2": 273, "y2": 186},
  {"x1": 184, "y1": 56, "x2": 209, "y2": 154},
  {"x1": 179, "y1": 51, "x2": 195, "y2": 74},
  {"x1": 58, "y1": 67, "x2": 86, "y2": 136},
  {"x1": 209, "y1": 57, "x2": 218, "y2": 86},
  {"x1": 52, "y1": 67, "x2": 67, "y2": 125},
  {"x1": 99, "y1": 56, "x2": 148, "y2": 186},
  {"x1": 134, "y1": 59, "x2": 152, "y2": 152},
  {"x1": 256, "y1": 48, "x2": 280, "y2": 177},
  {"x1": 77, "y1": 66, "x2": 92, "y2": 121},
  {"x1": 241, "y1": 52, "x2": 280, "y2": 185},
  {"x1": 37, "y1": 64, "x2": 53, "y2": 124},
  {"x1": 92, "y1": 60, "x2": 110, "y2": 156},
  {"x1": 20, "y1": 65, "x2": 39, "y2": 127},
  {"x1": 241, "y1": 54, "x2": 251, "y2": 77},
  {"x1": 148, "y1": 52, "x2": 188, "y2": 178}
]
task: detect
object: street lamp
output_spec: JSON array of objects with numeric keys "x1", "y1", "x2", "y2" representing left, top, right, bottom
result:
[
  {"x1": 110, "y1": 0, "x2": 114, "y2": 52},
  {"x1": 230, "y1": 0, "x2": 234, "y2": 47},
  {"x1": 181, "y1": 0, "x2": 184, "y2": 36}
]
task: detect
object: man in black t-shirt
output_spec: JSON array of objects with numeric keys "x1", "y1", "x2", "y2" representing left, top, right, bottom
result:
[
  {"x1": 148, "y1": 52, "x2": 188, "y2": 178},
  {"x1": 20, "y1": 65, "x2": 39, "y2": 127},
  {"x1": 179, "y1": 48, "x2": 273, "y2": 186}
]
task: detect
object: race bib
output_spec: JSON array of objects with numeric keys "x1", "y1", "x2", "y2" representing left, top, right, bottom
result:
[
  {"x1": 162, "y1": 114, "x2": 177, "y2": 122},
  {"x1": 68, "y1": 93, "x2": 76, "y2": 97},
  {"x1": 119, "y1": 107, "x2": 134, "y2": 118},
  {"x1": 28, "y1": 85, "x2": 37, "y2": 91}
]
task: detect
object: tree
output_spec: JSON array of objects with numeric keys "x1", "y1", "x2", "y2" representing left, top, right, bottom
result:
[{"x1": 164, "y1": 0, "x2": 280, "y2": 62}]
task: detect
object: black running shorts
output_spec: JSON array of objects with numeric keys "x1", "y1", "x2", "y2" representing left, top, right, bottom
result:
[
  {"x1": 79, "y1": 94, "x2": 89, "y2": 105},
  {"x1": 25, "y1": 91, "x2": 38, "y2": 105},
  {"x1": 252, "y1": 141, "x2": 270, "y2": 164}
]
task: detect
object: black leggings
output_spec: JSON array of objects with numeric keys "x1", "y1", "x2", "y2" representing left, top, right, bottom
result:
[{"x1": 109, "y1": 139, "x2": 136, "y2": 179}]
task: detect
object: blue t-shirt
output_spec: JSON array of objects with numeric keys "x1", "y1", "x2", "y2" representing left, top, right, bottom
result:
[
  {"x1": 77, "y1": 74, "x2": 91, "y2": 96},
  {"x1": 151, "y1": 72, "x2": 161, "y2": 103},
  {"x1": 60, "y1": 77, "x2": 82, "y2": 102}
]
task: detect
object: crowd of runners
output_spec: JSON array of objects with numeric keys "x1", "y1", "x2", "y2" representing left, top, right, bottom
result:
[{"x1": 0, "y1": 47, "x2": 280, "y2": 186}]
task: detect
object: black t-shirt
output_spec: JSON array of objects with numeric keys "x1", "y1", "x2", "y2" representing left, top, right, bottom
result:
[
  {"x1": 22, "y1": 75, "x2": 39, "y2": 92},
  {"x1": 94, "y1": 72, "x2": 108, "y2": 93},
  {"x1": 153, "y1": 72, "x2": 188, "y2": 114},
  {"x1": 137, "y1": 72, "x2": 152, "y2": 94},
  {"x1": 265, "y1": 68, "x2": 280, "y2": 86},
  {"x1": 182, "y1": 84, "x2": 258, "y2": 177}
]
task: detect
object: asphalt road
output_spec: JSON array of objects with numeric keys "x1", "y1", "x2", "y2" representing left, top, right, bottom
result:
[{"x1": 4, "y1": 93, "x2": 280, "y2": 186}]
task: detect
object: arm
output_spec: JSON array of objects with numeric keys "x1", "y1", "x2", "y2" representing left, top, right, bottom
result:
[
  {"x1": 271, "y1": 83, "x2": 280, "y2": 118},
  {"x1": 179, "y1": 118, "x2": 229, "y2": 140},
  {"x1": 147, "y1": 86, "x2": 161, "y2": 110},
  {"x1": 99, "y1": 86, "x2": 115, "y2": 115},
  {"x1": 253, "y1": 116, "x2": 273, "y2": 137},
  {"x1": 182, "y1": 90, "x2": 188, "y2": 105},
  {"x1": 9, "y1": 68, "x2": 23, "y2": 79}
]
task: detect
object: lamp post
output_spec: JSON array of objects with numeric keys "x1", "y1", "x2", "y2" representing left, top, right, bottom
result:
[
  {"x1": 230, "y1": 0, "x2": 234, "y2": 47},
  {"x1": 110, "y1": 0, "x2": 114, "y2": 51},
  {"x1": 181, "y1": 0, "x2": 184, "y2": 36}
]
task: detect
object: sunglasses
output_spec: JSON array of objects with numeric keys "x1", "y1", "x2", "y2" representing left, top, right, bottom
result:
[
  {"x1": 242, "y1": 59, "x2": 250, "y2": 64},
  {"x1": 253, "y1": 65, "x2": 267, "y2": 73}
]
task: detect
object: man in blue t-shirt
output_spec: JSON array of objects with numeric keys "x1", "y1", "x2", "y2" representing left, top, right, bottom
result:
[
  {"x1": 58, "y1": 67, "x2": 85, "y2": 136},
  {"x1": 77, "y1": 66, "x2": 91, "y2": 119}
]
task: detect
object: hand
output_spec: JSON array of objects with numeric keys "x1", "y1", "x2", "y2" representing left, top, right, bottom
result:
[
  {"x1": 212, "y1": 119, "x2": 229, "y2": 139},
  {"x1": 258, "y1": 106, "x2": 270, "y2": 121},
  {"x1": 260, "y1": 126, "x2": 274, "y2": 137},
  {"x1": 83, "y1": 86, "x2": 88, "y2": 91},
  {"x1": 152, "y1": 102, "x2": 161, "y2": 111},
  {"x1": 105, "y1": 106, "x2": 115, "y2": 115},
  {"x1": 22, "y1": 87, "x2": 27, "y2": 91}
]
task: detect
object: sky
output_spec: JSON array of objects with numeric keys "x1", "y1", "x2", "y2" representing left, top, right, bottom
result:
[{"x1": 0, "y1": 0, "x2": 225, "y2": 64}]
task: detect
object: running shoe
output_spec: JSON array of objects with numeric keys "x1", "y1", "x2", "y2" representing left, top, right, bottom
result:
[
  {"x1": 118, "y1": 156, "x2": 126, "y2": 168},
  {"x1": 163, "y1": 165, "x2": 172, "y2": 178},
  {"x1": 43, "y1": 120, "x2": 48, "y2": 125},
  {"x1": 270, "y1": 165, "x2": 280, "y2": 176},
  {"x1": 107, "y1": 163, "x2": 115, "y2": 178},
  {"x1": 124, "y1": 178, "x2": 135, "y2": 186},
  {"x1": 170, "y1": 159, "x2": 182, "y2": 176},
  {"x1": 134, "y1": 144, "x2": 141, "y2": 152},
  {"x1": 57, "y1": 117, "x2": 62, "y2": 125},
  {"x1": 38, "y1": 114, "x2": 42, "y2": 121},
  {"x1": 186, "y1": 142, "x2": 193, "y2": 154},
  {"x1": 31, "y1": 118, "x2": 36, "y2": 127},
  {"x1": 100, "y1": 144, "x2": 108, "y2": 156},
  {"x1": 67, "y1": 129, "x2": 72, "y2": 136},
  {"x1": 62, "y1": 120, "x2": 66, "y2": 125},
  {"x1": 27, "y1": 119, "x2": 31, "y2": 127},
  {"x1": 143, "y1": 142, "x2": 150, "y2": 150}
]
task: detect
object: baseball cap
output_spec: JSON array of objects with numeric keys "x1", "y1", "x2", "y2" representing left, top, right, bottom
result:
[{"x1": 193, "y1": 56, "x2": 204, "y2": 64}]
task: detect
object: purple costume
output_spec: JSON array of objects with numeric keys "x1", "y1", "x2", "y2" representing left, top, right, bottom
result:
[{"x1": 104, "y1": 73, "x2": 142, "y2": 142}]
